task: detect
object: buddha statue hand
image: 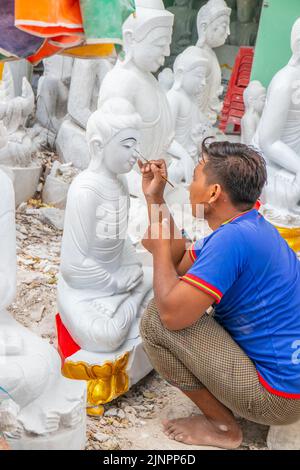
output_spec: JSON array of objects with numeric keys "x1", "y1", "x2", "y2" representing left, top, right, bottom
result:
[{"x1": 116, "y1": 265, "x2": 144, "y2": 294}]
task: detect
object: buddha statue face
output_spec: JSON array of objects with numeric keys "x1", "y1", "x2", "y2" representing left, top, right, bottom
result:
[
  {"x1": 87, "y1": 98, "x2": 142, "y2": 175},
  {"x1": 205, "y1": 14, "x2": 230, "y2": 48},
  {"x1": 236, "y1": 0, "x2": 257, "y2": 24},
  {"x1": 124, "y1": 26, "x2": 172, "y2": 73},
  {"x1": 174, "y1": 47, "x2": 209, "y2": 96}
]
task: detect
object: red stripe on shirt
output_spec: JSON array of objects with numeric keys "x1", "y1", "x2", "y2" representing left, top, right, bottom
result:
[
  {"x1": 188, "y1": 243, "x2": 197, "y2": 262},
  {"x1": 258, "y1": 372, "x2": 300, "y2": 399}
]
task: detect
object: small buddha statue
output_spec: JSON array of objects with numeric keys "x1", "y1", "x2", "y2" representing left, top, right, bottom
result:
[
  {"x1": 165, "y1": 0, "x2": 198, "y2": 68},
  {"x1": 99, "y1": 0, "x2": 194, "y2": 194},
  {"x1": 56, "y1": 57, "x2": 115, "y2": 169},
  {"x1": 253, "y1": 18, "x2": 300, "y2": 228},
  {"x1": 57, "y1": 98, "x2": 153, "y2": 355},
  {"x1": 0, "y1": 65, "x2": 35, "y2": 167},
  {"x1": 229, "y1": 0, "x2": 259, "y2": 47},
  {"x1": 0, "y1": 168, "x2": 86, "y2": 450},
  {"x1": 196, "y1": 0, "x2": 231, "y2": 123},
  {"x1": 167, "y1": 46, "x2": 212, "y2": 163},
  {"x1": 241, "y1": 80, "x2": 266, "y2": 145}
]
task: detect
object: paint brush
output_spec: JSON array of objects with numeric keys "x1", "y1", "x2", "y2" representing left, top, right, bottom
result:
[{"x1": 134, "y1": 149, "x2": 175, "y2": 188}]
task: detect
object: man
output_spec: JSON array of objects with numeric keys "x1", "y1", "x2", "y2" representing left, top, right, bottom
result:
[{"x1": 138, "y1": 139, "x2": 300, "y2": 449}]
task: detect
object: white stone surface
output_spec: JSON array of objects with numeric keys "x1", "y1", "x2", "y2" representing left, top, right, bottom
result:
[
  {"x1": 196, "y1": 0, "x2": 231, "y2": 123},
  {"x1": 241, "y1": 80, "x2": 266, "y2": 145},
  {"x1": 57, "y1": 99, "x2": 153, "y2": 388},
  {"x1": 167, "y1": 46, "x2": 213, "y2": 164},
  {"x1": 0, "y1": 168, "x2": 86, "y2": 450},
  {"x1": 253, "y1": 18, "x2": 300, "y2": 227}
]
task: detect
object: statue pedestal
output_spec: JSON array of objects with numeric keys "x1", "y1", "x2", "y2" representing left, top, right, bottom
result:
[
  {"x1": 267, "y1": 420, "x2": 300, "y2": 450},
  {"x1": 56, "y1": 312, "x2": 152, "y2": 416},
  {"x1": 56, "y1": 119, "x2": 90, "y2": 170},
  {"x1": 8, "y1": 414, "x2": 86, "y2": 450}
]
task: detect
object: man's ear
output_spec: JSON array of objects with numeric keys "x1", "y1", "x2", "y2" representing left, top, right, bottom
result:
[{"x1": 208, "y1": 184, "x2": 222, "y2": 204}]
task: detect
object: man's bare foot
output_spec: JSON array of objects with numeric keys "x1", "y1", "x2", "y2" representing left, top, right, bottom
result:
[
  {"x1": 162, "y1": 415, "x2": 243, "y2": 449},
  {"x1": 0, "y1": 437, "x2": 10, "y2": 450}
]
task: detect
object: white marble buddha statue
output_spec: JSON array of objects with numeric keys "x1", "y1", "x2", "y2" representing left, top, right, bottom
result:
[
  {"x1": 196, "y1": 0, "x2": 231, "y2": 123},
  {"x1": 253, "y1": 18, "x2": 300, "y2": 228},
  {"x1": 241, "y1": 80, "x2": 266, "y2": 145},
  {"x1": 57, "y1": 98, "x2": 153, "y2": 354},
  {"x1": 99, "y1": 0, "x2": 194, "y2": 192},
  {"x1": 229, "y1": 0, "x2": 259, "y2": 47},
  {"x1": 56, "y1": 57, "x2": 115, "y2": 169},
  {"x1": 33, "y1": 55, "x2": 74, "y2": 148},
  {"x1": 0, "y1": 168, "x2": 86, "y2": 450},
  {"x1": 167, "y1": 46, "x2": 212, "y2": 164},
  {"x1": 0, "y1": 65, "x2": 35, "y2": 167}
]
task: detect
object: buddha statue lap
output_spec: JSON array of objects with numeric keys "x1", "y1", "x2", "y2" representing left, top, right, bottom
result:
[
  {"x1": 167, "y1": 46, "x2": 212, "y2": 164},
  {"x1": 0, "y1": 168, "x2": 86, "y2": 450},
  {"x1": 57, "y1": 99, "x2": 153, "y2": 415},
  {"x1": 196, "y1": 0, "x2": 231, "y2": 123}
]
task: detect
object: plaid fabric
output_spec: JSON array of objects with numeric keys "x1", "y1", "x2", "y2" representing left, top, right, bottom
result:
[{"x1": 140, "y1": 299, "x2": 300, "y2": 426}]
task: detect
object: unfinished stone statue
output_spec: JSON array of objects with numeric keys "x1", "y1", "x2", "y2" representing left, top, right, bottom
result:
[
  {"x1": 196, "y1": 0, "x2": 231, "y2": 123},
  {"x1": 158, "y1": 67, "x2": 174, "y2": 92},
  {"x1": 253, "y1": 18, "x2": 300, "y2": 252},
  {"x1": 99, "y1": 0, "x2": 195, "y2": 195},
  {"x1": 241, "y1": 80, "x2": 266, "y2": 145},
  {"x1": 56, "y1": 57, "x2": 115, "y2": 169},
  {"x1": 165, "y1": 0, "x2": 197, "y2": 68},
  {"x1": 167, "y1": 46, "x2": 212, "y2": 163},
  {"x1": 0, "y1": 64, "x2": 41, "y2": 206},
  {"x1": 34, "y1": 55, "x2": 74, "y2": 148},
  {"x1": 57, "y1": 99, "x2": 153, "y2": 415},
  {"x1": 229, "y1": 0, "x2": 259, "y2": 47},
  {"x1": 0, "y1": 168, "x2": 86, "y2": 450}
]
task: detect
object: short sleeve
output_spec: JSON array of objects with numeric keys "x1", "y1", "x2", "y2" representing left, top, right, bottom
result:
[{"x1": 181, "y1": 227, "x2": 246, "y2": 304}]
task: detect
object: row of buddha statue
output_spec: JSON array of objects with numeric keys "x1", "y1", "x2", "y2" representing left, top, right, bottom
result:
[{"x1": 1, "y1": 0, "x2": 300, "y2": 450}]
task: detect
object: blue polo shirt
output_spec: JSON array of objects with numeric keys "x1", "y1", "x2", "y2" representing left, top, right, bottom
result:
[{"x1": 180, "y1": 209, "x2": 300, "y2": 398}]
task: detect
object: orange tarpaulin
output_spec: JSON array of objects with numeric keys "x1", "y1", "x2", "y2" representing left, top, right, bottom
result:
[{"x1": 15, "y1": 0, "x2": 84, "y2": 47}]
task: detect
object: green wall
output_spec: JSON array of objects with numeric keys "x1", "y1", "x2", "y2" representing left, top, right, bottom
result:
[{"x1": 251, "y1": 0, "x2": 300, "y2": 87}]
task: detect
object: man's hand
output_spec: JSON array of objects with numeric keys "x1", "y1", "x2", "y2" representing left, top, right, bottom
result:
[
  {"x1": 142, "y1": 218, "x2": 171, "y2": 253},
  {"x1": 138, "y1": 159, "x2": 167, "y2": 201}
]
